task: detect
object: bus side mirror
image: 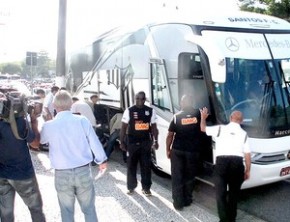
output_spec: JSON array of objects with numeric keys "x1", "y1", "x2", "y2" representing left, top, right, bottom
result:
[{"x1": 186, "y1": 34, "x2": 226, "y2": 83}]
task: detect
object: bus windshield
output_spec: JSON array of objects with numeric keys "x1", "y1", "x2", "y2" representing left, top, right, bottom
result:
[{"x1": 213, "y1": 58, "x2": 290, "y2": 138}]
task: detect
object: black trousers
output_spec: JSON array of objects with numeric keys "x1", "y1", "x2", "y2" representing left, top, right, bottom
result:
[
  {"x1": 126, "y1": 140, "x2": 152, "y2": 191},
  {"x1": 214, "y1": 156, "x2": 244, "y2": 222},
  {"x1": 171, "y1": 149, "x2": 200, "y2": 208}
]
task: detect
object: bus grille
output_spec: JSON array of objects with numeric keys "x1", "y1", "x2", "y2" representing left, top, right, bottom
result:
[{"x1": 253, "y1": 154, "x2": 286, "y2": 164}]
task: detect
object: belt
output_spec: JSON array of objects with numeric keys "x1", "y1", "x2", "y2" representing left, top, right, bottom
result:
[
  {"x1": 75, "y1": 163, "x2": 90, "y2": 169},
  {"x1": 55, "y1": 163, "x2": 90, "y2": 171},
  {"x1": 217, "y1": 155, "x2": 243, "y2": 159}
]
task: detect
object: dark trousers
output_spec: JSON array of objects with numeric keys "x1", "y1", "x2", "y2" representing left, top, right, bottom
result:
[
  {"x1": 171, "y1": 149, "x2": 199, "y2": 208},
  {"x1": 214, "y1": 156, "x2": 244, "y2": 222},
  {"x1": 105, "y1": 130, "x2": 127, "y2": 162},
  {"x1": 127, "y1": 140, "x2": 152, "y2": 191},
  {"x1": 94, "y1": 127, "x2": 106, "y2": 145},
  {"x1": 105, "y1": 130, "x2": 120, "y2": 158},
  {"x1": 0, "y1": 176, "x2": 46, "y2": 222}
]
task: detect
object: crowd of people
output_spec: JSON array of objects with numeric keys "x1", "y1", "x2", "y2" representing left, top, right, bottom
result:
[{"x1": 0, "y1": 85, "x2": 251, "y2": 222}]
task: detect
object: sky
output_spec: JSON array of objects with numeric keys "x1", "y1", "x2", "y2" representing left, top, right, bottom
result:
[
  {"x1": 0, "y1": 0, "x2": 239, "y2": 63},
  {"x1": 0, "y1": 0, "x2": 58, "y2": 62}
]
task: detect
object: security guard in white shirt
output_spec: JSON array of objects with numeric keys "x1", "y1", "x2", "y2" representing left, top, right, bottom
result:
[{"x1": 200, "y1": 108, "x2": 251, "y2": 222}]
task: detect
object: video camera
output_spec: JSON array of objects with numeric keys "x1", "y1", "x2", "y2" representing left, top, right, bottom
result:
[
  {"x1": 0, "y1": 91, "x2": 27, "y2": 119},
  {"x1": 0, "y1": 84, "x2": 44, "y2": 140},
  {"x1": 0, "y1": 91, "x2": 42, "y2": 119}
]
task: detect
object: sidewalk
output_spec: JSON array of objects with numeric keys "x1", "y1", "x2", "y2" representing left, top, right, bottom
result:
[{"x1": 14, "y1": 150, "x2": 219, "y2": 222}]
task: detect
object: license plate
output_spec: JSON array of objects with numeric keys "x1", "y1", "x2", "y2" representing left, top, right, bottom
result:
[{"x1": 280, "y1": 166, "x2": 290, "y2": 176}]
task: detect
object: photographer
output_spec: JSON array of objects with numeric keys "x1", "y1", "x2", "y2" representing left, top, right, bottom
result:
[{"x1": 0, "y1": 92, "x2": 46, "y2": 222}]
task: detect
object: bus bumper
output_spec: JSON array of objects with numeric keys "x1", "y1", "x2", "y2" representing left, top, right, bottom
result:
[{"x1": 242, "y1": 162, "x2": 290, "y2": 189}]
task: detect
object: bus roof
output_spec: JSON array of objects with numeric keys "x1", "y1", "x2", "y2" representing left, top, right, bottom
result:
[
  {"x1": 91, "y1": 11, "x2": 290, "y2": 43},
  {"x1": 154, "y1": 11, "x2": 290, "y2": 31}
]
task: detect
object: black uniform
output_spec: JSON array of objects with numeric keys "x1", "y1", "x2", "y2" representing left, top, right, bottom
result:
[
  {"x1": 168, "y1": 107, "x2": 201, "y2": 208},
  {"x1": 126, "y1": 105, "x2": 153, "y2": 191}
]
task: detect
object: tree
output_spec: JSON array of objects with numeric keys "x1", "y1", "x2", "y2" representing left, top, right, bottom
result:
[
  {"x1": 0, "y1": 63, "x2": 22, "y2": 75},
  {"x1": 268, "y1": 0, "x2": 290, "y2": 20},
  {"x1": 239, "y1": 0, "x2": 267, "y2": 14},
  {"x1": 21, "y1": 50, "x2": 56, "y2": 80},
  {"x1": 36, "y1": 50, "x2": 51, "y2": 78},
  {"x1": 239, "y1": 0, "x2": 290, "y2": 21}
]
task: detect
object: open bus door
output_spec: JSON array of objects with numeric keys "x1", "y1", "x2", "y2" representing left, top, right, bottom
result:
[{"x1": 177, "y1": 52, "x2": 214, "y2": 184}]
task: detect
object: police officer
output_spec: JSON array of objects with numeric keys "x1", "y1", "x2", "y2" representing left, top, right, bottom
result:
[
  {"x1": 166, "y1": 94, "x2": 202, "y2": 210},
  {"x1": 119, "y1": 91, "x2": 158, "y2": 196}
]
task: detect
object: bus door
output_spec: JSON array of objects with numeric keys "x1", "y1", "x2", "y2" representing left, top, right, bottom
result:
[
  {"x1": 178, "y1": 52, "x2": 214, "y2": 177},
  {"x1": 149, "y1": 58, "x2": 175, "y2": 173}
]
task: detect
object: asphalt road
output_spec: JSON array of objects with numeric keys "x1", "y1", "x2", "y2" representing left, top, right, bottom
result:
[
  {"x1": 14, "y1": 149, "x2": 218, "y2": 222},
  {"x1": 111, "y1": 149, "x2": 265, "y2": 222},
  {"x1": 148, "y1": 151, "x2": 290, "y2": 222},
  {"x1": 13, "y1": 148, "x2": 290, "y2": 222},
  {"x1": 239, "y1": 179, "x2": 290, "y2": 222}
]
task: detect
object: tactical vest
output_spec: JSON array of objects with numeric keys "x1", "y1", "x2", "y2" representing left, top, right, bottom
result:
[
  {"x1": 171, "y1": 108, "x2": 201, "y2": 152},
  {"x1": 128, "y1": 105, "x2": 152, "y2": 143}
]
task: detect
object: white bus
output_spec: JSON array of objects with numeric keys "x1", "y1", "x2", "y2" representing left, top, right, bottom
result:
[{"x1": 67, "y1": 10, "x2": 290, "y2": 189}]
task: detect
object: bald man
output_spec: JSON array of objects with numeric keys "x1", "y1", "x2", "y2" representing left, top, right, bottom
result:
[{"x1": 200, "y1": 108, "x2": 251, "y2": 222}]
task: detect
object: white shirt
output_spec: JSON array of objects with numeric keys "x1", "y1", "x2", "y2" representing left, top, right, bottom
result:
[
  {"x1": 71, "y1": 101, "x2": 97, "y2": 127},
  {"x1": 205, "y1": 122, "x2": 251, "y2": 157},
  {"x1": 43, "y1": 92, "x2": 54, "y2": 115},
  {"x1": 122, "y1": 107, "x2": 157, "y2": 124},
  {"x1": 40, "y1": 111, "x2": 107, "y2": 169},
  {"x1": 110, "y1": 113, "x2": 123, "y2": 135}
]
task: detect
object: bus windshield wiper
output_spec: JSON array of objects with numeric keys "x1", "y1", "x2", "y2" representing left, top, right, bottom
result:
[{"x1": 259, "y1": 67, "x2": 275, "y2": 134}]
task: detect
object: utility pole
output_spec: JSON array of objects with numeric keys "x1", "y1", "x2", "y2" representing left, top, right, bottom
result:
[
  {"x1": 55, "y1": 0, "x2": 67, "y2": 88},
  {"x1": 26, "y1": 51, "x2": 37, "y2": 93}
]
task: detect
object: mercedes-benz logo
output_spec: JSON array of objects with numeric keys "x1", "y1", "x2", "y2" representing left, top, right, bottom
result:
[{"x1": 225, "y1": 37, "x2": 239, "y2": 52}]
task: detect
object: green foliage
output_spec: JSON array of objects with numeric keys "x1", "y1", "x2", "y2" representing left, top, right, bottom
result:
[
  {"x1": 240, "y1": 4, "x2": 267, "y2": 14},
  {"x1": 0, "y1": 63, "x2": 22, "y2": 75},
  {"x1": 268, "y1": 0, "x2": 290, "y2": 20},
  {"x1": 35, "y1": 51, "x2": 51, "y2": 77},
  {"x1": 239, "y1": 0, "x2": 290, "y2": 20},
  {"x1": 0, "y1": 50, "x2": 56, "y2": 80}
]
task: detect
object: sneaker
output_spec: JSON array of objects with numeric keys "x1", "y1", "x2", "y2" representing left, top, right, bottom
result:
[
  {"x1": 127, "y1": 189, "x2": 134, "y2": 195},
  {"x1": 142, "y1": 189, "x2": 152, "y2": 197}
]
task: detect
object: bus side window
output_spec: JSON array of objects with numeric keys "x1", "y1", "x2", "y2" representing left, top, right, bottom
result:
[{"x1": 150, "y1": 60, "x2": 171, "y2": 110}]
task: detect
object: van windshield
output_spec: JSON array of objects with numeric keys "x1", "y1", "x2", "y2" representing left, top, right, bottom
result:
[{"x1": 213, "y1": 58, "x2": 290, "y2": 138}]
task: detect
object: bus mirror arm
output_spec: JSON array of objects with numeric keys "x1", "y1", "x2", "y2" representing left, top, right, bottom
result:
[{"x1": 185, "y1": 34, "x2": 226, "y2": 83}]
